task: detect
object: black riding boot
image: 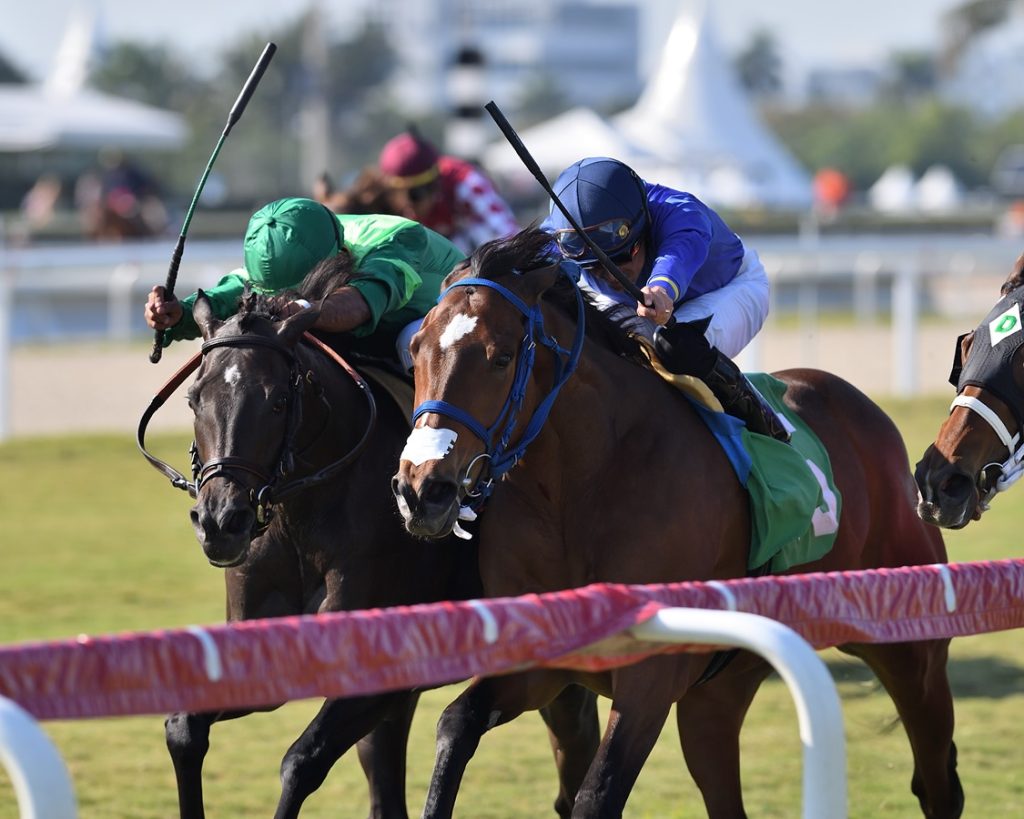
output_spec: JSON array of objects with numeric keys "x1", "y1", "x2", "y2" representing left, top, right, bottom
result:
[
  {"x1": 653, "y1": 319, "x2": 791, "y2": 443},
  {"x1": 702, "y1": 351, "x2": 791, "y2": 442}
]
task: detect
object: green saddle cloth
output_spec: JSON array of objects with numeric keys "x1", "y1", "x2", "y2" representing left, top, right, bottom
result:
[{"x1": 742, "y1": 374, "x2": 842, "y2": 572}]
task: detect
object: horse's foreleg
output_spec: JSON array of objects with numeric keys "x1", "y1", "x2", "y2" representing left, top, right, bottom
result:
[
  {"x1": 676, "y1": 656, "x2": 771, "y2": 819},
  {"x1": 165, "y1": 708, "x2": 261, "y2": 819},
  {"x1": 423, "y1": 671, "x2": 568, "y2": 819},
  {"x1": 273, "y1": 691, "x2": 413, "y2": 819},
  {"x1": 356, "y1": 691, "x2": 420, "y2": 819},
  {"x1": 571, "y1": 661, "x2": 678, "y2": 818},
  {"x1": 539, "y1": 685, "x2": 602, "y2": 818},
  {"x1": 842, "y1": 639, "x2": 964, "y2": 819}
]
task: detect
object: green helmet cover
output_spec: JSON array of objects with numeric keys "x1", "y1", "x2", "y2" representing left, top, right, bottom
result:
[{"x1": 242, "y1": 197, "x2": 342, "y2": 293}]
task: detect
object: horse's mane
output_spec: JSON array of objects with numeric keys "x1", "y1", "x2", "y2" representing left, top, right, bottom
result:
[
  {"x1": 1001, "y1": 252, "x2": 1024, "y2": 296},
  {"x1": 470, "y1": 227, "x2": 649, "y2": 366},
  {"x1": 235, "y1": 287, "x2": 279, "y2": 331}
]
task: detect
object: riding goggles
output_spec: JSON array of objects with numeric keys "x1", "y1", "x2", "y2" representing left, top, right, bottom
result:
[{"x1": 553, "y1": 218, "x2": 635, "y2": 260}]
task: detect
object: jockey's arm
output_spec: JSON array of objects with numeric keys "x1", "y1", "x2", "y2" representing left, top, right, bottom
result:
[{"x1": 314, "y1": 285, "x2": 372, "y2": 333}]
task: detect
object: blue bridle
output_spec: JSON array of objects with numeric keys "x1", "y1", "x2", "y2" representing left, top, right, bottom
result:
[{"x1": 411, "y1": 265, "x2": 586, "y2": 508}]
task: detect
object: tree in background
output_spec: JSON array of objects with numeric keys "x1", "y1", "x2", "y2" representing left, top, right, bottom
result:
[
  {"x1": 86, "y1": 13, "x2": 397, "y2": 210},
  {"x1": 735, "y1": 29, "x2": 784, "y2": 100}
]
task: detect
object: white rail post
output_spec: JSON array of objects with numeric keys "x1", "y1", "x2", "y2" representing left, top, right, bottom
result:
[
  {"x1": 0, "y1": 696, "x2": 77, "y2": 818},
  {"x1": 891, "y1": 259, "x2": 920, "y2": 397},
  {"x1": 629, "y1": 607, "x2": 847, "y2": 819},
  {"x1": 108, "y1": 262, "x2": 140, "y2": 342}
]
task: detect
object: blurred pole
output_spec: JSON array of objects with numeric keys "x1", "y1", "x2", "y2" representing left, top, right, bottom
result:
[
  {"x1": 299, "y1": 1, "x2": 332, "y2": 189},
  {"x1": 445, "y1": 43, "x2": 486, "y2": 162},
  {"x1": 0, "y1": 217, "x2": 9, "y2": 441}
]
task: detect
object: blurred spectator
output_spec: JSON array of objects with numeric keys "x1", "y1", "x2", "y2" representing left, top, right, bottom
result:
[
  {"x1": 80, "y1": 149, "x2": 169, "y2": 241},
  {"x1": 813, "y1": 167, "x2": 852, "y2": 220},
  {"x1": 378, "y1": 127, "x2": 518, "y2": 254},
  {"x1": 997, "y1": 200, "x2": 1024, "y2": 237},
  {"x1": 20, "y1": 173, "x2": 63, "y2": 232}
]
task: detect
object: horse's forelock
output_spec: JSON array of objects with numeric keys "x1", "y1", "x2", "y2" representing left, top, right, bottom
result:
[
  {"x1": 470, "y1": 226, "x2": 553, "y2": 281},
  {"x1": 1002, "y1": 252, "x2": 1024, "y2": 296},
  {"x1": 465, "y1": 227, "x2": 647, "y2": 366}
]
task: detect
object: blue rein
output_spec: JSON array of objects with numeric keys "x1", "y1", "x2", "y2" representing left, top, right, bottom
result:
[{"x1": 412, "y1": 266, "x2": 586, "y2": 506}]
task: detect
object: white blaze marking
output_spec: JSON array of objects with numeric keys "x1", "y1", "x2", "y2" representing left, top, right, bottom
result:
[
  {"x1": 223, "y1": 364, "x2": 242, "y2": 386},
  {"x1": 439, "y1": 312, "x2": 478, "y2": 350},
  {"x1": 400, "y1": 426, "x2": 458, "y2": 465}
]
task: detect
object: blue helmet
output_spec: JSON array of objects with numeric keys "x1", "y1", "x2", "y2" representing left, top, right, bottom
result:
[{"x1": 548, "y1": 157, "x2": 648, "y2": 265}]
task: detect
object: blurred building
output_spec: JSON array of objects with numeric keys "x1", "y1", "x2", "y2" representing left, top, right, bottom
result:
[
  {"x1": 940, "y1": 0, "x2": 1024, "y2": 118},
  {"x1": 483, "y1": 1, "x2": 812, "y2": 210},
  {"x1": 371, "y1": 0, "x2": 642, "y2": 116}
]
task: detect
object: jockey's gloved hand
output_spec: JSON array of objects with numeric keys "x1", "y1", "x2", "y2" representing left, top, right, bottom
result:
[{"x1": 653, "y1": 316, "x2": 716, "y2": 376}]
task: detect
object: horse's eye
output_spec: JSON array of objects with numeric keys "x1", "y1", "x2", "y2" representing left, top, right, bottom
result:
[
  {"x1": 494, "y1": 352, "x2": 513, "y2": 369},
  {"x1": 272, "y1": 395, "x2": 288, "y2": 414}
]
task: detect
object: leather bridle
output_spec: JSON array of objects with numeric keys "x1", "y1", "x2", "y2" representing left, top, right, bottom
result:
[{"x1": 138, "y1": 331, "x2": 376, "y2": 533}]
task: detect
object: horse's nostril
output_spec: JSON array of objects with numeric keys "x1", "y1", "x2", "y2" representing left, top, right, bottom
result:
[
  {"x1": 421, "y1": 477, "x2": 459, "y2": 508},
  {"x1": 222, "y1": 508, "x2": 253, "y2": 536},
  {"x1": 939, "y1": 472, "x2": 974, "y2": 504}
]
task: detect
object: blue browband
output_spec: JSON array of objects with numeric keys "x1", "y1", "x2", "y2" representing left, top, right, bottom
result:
[{"x1": 411, "y1": 266, "x2": 586, "y2": 508}]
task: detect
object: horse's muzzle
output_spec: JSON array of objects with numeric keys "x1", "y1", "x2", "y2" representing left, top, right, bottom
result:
[
  {"x1": 914, "y1": 455, "x2": 980, "y2": 529},
  {"x1": 392, "y1": 472, "x2": 461, "y2": 539},
  {"x1": 190, "y1": 484, "x2": 256, "y2": 567}
]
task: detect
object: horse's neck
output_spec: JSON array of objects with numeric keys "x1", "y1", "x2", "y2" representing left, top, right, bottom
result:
[
  {"x1": 298, "y1": 345, "x2": 377, "y2": 462},
  {"x1": 541, "y1": 312, "x2": 702, "y2": 473}
]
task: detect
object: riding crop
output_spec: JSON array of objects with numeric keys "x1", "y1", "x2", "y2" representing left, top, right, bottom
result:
[{"x1": 149, "y1": 42, "x2": 277, "y2": 363}]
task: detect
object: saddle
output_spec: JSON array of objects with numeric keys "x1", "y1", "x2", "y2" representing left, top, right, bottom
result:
[{"x1": 639, "y1": 340, "x2": 842, "y2": 573}]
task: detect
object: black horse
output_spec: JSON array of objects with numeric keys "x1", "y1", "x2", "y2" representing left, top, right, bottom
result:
[{"x1": 142, "y1": 274, "x2": 599, "y2": 818}]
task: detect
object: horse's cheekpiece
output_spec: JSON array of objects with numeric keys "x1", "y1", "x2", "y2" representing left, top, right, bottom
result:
[{"x1": 947, "y1": 283, "x2": 1024, "y2": 503}]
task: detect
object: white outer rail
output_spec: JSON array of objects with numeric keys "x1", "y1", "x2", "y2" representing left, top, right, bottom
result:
[
  {"x1": 630, "y1": 607, "x2": 847, "y2": 819},
  {"x1": 0, "y1": 696, "x2": 76, "y2": 818}
]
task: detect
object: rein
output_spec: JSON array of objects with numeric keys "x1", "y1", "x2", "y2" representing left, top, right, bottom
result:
[
  {"x1": 411, "y1": 268, "x2": 585, "y2": 510},
  {"x1": 137, "y1": 331, "x2": 377, "y2": 529},
  {"x1": 949, "y1": 392, "x2": 1024, "y2": 506}
]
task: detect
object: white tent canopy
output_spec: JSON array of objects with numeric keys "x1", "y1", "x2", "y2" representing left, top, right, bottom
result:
[
  {"x1": 0, "y1": 85, "x2": 188, "y2": 152},
  {"x1": 613, "y1": 1, "x2": 811, "y2": 209},
  {"x1": 0, "y1": 1, "x2": 187, "y2": 152},
  {"x1": 481, "y1": 0, "x2": 811, "y2": 210},
  {"x1": 868, "y1": 165, "x2": 917, "y2": 213}
]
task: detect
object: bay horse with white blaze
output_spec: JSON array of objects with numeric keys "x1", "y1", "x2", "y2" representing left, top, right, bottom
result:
[
  {"x1": 916, "y1": 254, "x2": 1024, "y2": 528},
  {"x1": 392, "y1": 228, "x2": 964, "y2": 817},
  {"x1": 143, "y1": 279, "x2": 597, "y2": 818}
]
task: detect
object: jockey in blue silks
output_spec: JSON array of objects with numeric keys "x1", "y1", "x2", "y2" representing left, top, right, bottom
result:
[{"x1": 542, "y1": 156, "x2": 789, "y2": 441}]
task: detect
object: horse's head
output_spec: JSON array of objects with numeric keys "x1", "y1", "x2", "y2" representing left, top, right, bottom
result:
[
  {"x1": 916, "y1": 261, "x2": 1024, "y2": 528},
  {"x1": 187, "y1": 290, "x2": 321, "y2": 566},
  {"x1": 392, "y1": 228, "x2": 579, "y2": 539}
]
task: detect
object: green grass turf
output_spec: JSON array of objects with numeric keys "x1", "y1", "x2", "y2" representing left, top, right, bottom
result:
[{"x1": 0, "y1": 395, "x2": 1021, "y2": 817}]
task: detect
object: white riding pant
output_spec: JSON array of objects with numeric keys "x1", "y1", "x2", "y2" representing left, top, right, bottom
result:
[
  {"x1": 396, "y1": 319, "x2": 421, "y2": 373},
  {"x1": 672, "y1": 245, "x2": 769, "y2": 359}
]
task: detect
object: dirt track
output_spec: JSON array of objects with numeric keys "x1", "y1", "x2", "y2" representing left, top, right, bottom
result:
[{"x1": 7, "y1": 321, "x2": 963, "y2": 439}]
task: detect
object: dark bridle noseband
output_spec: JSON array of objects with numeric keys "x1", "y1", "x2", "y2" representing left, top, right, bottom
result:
[{"x1": 138, "y1": 331, "x2": 377, "y2": 534}]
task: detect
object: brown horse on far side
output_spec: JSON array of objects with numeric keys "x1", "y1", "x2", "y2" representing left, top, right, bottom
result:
[
  {"x1": 393, "y1": 228, "x2": 963, "y2": 817},
  {"x1": 916, "y1": 253, "x2": 1024, "y2": 528}
]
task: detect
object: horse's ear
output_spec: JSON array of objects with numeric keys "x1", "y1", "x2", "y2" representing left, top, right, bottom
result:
[
  {"x1": 276, "y1": 303, "x2": 322, "y2": 347},
  {"x1": 518, "y1": 262, "x2": 563, "y2": 303},
  {"x1": 441, "y1": 260, "x2": 474, "y2": 290},
  {"x1": 194, "y1": 290, "x2": 223, "y2": 340},
  {"x1": 1003, "y1": 253, "x2": 1024, "y2": 296}
]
